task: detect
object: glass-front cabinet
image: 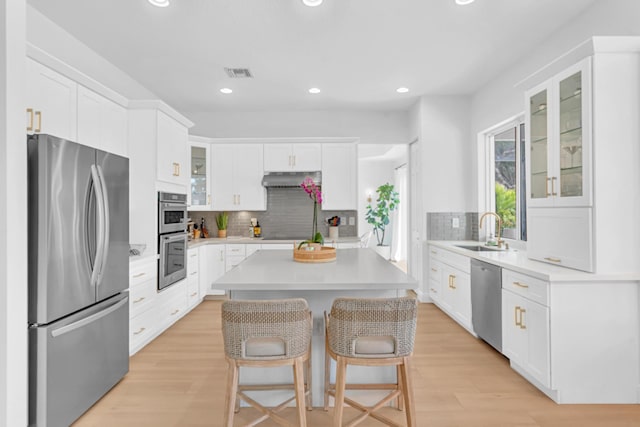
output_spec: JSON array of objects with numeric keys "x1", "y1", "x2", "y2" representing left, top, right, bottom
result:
[
  {"x1": 189, "y1": 141, "x2": 212, "y2": 210},
  {"x1": 526, "y1": 58, "x2": 592, "y2": 208}
]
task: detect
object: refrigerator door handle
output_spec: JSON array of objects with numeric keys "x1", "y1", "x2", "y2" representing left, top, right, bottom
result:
[
  {"x1": 90, "y1": 165, "x2": 106, "y2": 289},
  {"x1": 50, "y1": 296, "x2": 128, "y2": 338},
  {"x1": 95, "y1": 164, "x2": 110, "y2": 286}
]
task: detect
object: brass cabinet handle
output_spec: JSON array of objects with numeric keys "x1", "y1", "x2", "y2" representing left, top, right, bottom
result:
[
  {"x1": 170, "y1": 309, "x2": 179, "y2": 316},
  {"x1": 172, "y1": 162, "x2": 180, "y2": 176},
  {"x1": 431, "y1": 268, "x2": 437, "y2": 272},
  {"x1": 520, "y1": 308, "x2": 527, "y2": 329},
  {"x1": 551, "y1": 177, "x2": 557, "y2": 196},
  {"x1": 292, "y1": 155, "x2": 296, "y2": 167},
  {"x1": 544, "y1": 257, "x2": 562, "y2": 263},
  {"x1": 513, "y1": 281, "x2": 529, "y2": 288},
  {"x1": 546, "y1": 177, "x2": 551, "y2": 197},
  {"x1": 429, "y1": 288, "x2": 437, "y2": 294},
  {"x1": 449, "y1": 274, "x2": 456, "y2": 289},
  {"x1": 207, "y1": 194, "x2": 211, "y2": 204},
  {"x1": 288, "y1": 155, "x2": 292, "y2": 166},
  {"x1": 431, "y1": 250, "x2": 437, "y2": 255},
  {"x1": 133, "y1": 297, "x2": 145, "y2": 304},
  {"x1": 132, "y1": 272, "x2": 146, "y2": 278},
  {"x1": 133, "y1": 327, "x2": 146, "y2": 335},
  {"x1": 189, "y1": 271, "x2": 197, "y2": 276},
  {"x1": 190, "y1": 292, "x2": 197, "y2": 297},
  {"x1": 515, "y1": 306, "x2": 520, "y2": 326},
  {"x1": 35, "y1": 111, "x2": 42, "y2": 132},
  {"x1": 26, "y1": 108, "x2": 34, "y2": 131}
]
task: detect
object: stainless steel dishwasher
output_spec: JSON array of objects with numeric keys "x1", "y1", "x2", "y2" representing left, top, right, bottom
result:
[{"x1": 471, "y1": 259, "x2": 502, "y2": 352}]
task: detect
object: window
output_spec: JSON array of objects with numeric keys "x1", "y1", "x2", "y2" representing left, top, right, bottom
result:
[{"x1": 485, "y1": 119, "x2": 526, "y2": 242}]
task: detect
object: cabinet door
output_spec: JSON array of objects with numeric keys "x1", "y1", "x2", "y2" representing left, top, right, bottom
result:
[
  {"x1": 234, "y1": 144, "x2": 265, "y2": 211},
  {"x1": 527, "y1": 207, "x2": 593, "y2": 272},
  {"x1": 451, "y1": 269, "x2": 471, "y2": 329},
  {"x1": 322, "y1": 143, "x2": 357, "y2": 210},
  {"x1": 427, "y1": 258, "x2": 442, "y2": 303},
  {"x1": 264, "y1": 144, "x2": 292, "y2": 172},
  {"x1": 502, "y1": 290, "x2": 527, "y2": 365},
  {"x1": 26, "y1": 58, "x2": 77, "y2": 141},
  {"x1": 554, "y1": 59, "x2": 592, "y2": 207},
  {"x1": 200, "y1": 245, "x2": 226, "y2": 296},
  {"x1": 156, "y1": 111, "x2": 188, "y2": 189},
  {"x1": 189, "y1": 142, "x2": 212, "y2": 209},
  {"x1": 211, "y1": 145, "x2": 236, "y2": 210},
  {"x1": 526, "y1": 81, "x2": 552, "y2": 206},
  {"x1": 77, "y1": 86, "x2": 127, "y2": 156},
  {"x1": 292, "y1": 144, "x2": 321, "y2": 171},
  {"x1": 522, "y1": 297, "x2": 550, "y2": 387}
]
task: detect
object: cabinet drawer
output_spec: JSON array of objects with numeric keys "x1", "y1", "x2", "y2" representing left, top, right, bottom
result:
[
  {"x1": 129, "y1": 260, "x2": 156, "y2": 287},
  {"x1": 502, "y1": 269, "x2": 549, "y2": 306},
  {"x1": 430, "y1": 246, "x2": 470, "y2": 273},
  {"x1": 428, "y1": 258, "x2": 442, "y2": 281},
  {"x1": 226, "y1": 244, "x2": 246, "y2": 256},
  {"x1": 129, "y1": 277, "x2": 156, "y2": 318},
  {"x1": 187, "y1": 248, "x2": 199, "y2": 272},
  {"x1": 158, "y1": 288, "x2": 187, "y2": 328},
  {"x1": 130, "y1": 308, "x2": 158, "y2": 353},
  {"x1": 187, "y1": 277, "x2": 199, "y2": 304}
]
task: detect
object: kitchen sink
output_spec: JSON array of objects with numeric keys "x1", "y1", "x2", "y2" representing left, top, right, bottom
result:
[{"x1": 455, "y1": 245, "x2": 502, "y2": 252}]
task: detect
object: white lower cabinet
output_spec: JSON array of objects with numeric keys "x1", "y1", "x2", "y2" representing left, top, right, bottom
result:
[
  {"x1": 157, "y1": 279, "x2": 188, "y2": 331},
  {"x1": 200, "y1": 244, "x2": 226, "y2": 296},
  {"x1": 428, "y1": 245, "x2": 472, "y2": 332},
  {"x1": 129, "y1": 257, "x2": 158, "y2": 355},
  {"x1": 502, "y1": 287, "x2": 550, "y2": 388},
  {"x1": 187, "y1": 248, "x2": 201, "y2": 308}
]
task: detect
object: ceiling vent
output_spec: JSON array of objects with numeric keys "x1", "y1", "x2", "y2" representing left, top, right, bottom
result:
[{"x1": 225, "y1": 68, "x2": 253, "y2": 78}]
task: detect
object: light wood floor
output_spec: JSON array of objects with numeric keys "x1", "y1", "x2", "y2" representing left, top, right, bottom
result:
[{"x1": 74, "y1": 301, "x2": 640, "y2": 426}]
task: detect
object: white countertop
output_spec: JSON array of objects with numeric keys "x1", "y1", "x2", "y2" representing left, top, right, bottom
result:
[
  {"x1": 188, "y1": 236, "x2": 360, "y2": 249},
  {"x1": 428, "y1": 241, "x2": 640, "y2": 282},
  {"x1": 214, "y1": 248, "x2": 417, "y2": 291}
]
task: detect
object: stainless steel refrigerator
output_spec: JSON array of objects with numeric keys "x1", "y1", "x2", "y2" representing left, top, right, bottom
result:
[{"x1": 27, "y1": 134, "x2": 129, "y2": 427}]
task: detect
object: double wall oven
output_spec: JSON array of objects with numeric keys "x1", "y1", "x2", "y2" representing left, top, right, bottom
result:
[{"x1": 158, "y1": 192, "x2": 188, "y2": 290}]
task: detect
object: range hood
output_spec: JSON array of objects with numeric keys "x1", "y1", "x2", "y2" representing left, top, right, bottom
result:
[{"x1": 261, "y1": 171, "x2": 321, "y2": 188}]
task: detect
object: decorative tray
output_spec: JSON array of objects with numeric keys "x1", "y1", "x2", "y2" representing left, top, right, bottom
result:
[{"x1": 293, "y1": 244, "x2": 337, "y2": 263}]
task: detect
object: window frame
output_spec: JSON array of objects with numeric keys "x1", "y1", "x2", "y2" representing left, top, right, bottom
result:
[{"x1": 478, "y1": 114, "x2": 526, "y2": 244}]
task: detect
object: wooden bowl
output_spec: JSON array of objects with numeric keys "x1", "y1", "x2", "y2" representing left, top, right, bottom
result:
[{"x1": 293, "y1": 243, "x2": 337, "y2": 263}]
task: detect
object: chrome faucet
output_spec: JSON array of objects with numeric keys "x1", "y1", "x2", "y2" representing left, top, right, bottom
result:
[{"x1": 479, "y1": 212, "x2": 504, "y2": 248}]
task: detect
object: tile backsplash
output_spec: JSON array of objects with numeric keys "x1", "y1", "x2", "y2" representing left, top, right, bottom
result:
[
  {"x1": 190, "y1": 188, "x2": 357, "y2": 239},
  {"x1": 427, "y1": 212, "x2": 478, "y2": 241}
]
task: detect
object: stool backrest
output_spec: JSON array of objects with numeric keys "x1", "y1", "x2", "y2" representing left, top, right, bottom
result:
[
  {"x1": 328, "y1": 296, "x2": 418, "y2": 357},
  {"x1": 222, "y1": 298, "x2": 311, "y2": 360}
]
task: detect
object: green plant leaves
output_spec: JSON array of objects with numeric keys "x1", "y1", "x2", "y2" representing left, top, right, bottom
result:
[{"x1": 364, "y1": 183, "x2": 399, "y2": 246}]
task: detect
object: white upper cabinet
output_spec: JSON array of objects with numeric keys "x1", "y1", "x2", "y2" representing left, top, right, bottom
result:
[
  {"x1": 26, "y1": 58, "x2": 77, "y2": 141},
  {"x1": 321, "y1": 143, "x2": 357, "y2": 210},
  {"x1": 156, "y1": 111, "x2": 189, "y2": 189},
  {"x1": 188, "y1": 141, "x2": 212, "y2": 210},
  {"x1": 264, "y1": 143, "x2": 321, "y2": 172},
  {"x1": 526, "y1": 58, "x2": 592, "y2": 208},
  {"x1": 211, "y1": 144, "x2": 266, "y2": 211},
  {"x1": 77, "y1": 85, "x2": 128, "y2": 156}
]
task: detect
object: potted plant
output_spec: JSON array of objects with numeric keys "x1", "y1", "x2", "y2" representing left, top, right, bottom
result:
[
  {"x1": 216, "y1": 212, "x2": 228, "y2": 238},
  {"x1": 365, "y1": 183, "x2": 399, "y2": 259}
]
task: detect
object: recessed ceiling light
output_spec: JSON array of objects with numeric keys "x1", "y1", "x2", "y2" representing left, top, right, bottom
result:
[
  {"x1": 148, "y1": 0, "x2": 170, "y2": 7},
  {"x1": 220, "y1": 88, "x2": 233, "y2": 94},
  {"x1": 308, "y1": 88, "x2": 321, "y2": 94},
  {"x1": 396, "y1": 87, "x2": 409, "y2": 93},
  {"x1": 302, "y1": 0, "x2": 323, "y2": 7},
  {"x1": 455, "y1": 0, "x2": 475, "y2": 5}
]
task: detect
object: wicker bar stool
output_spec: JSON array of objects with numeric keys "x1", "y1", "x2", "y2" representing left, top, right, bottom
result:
[
  {"x1": 324, "y1": 296, "x2": 418, "y2": 427},
  {"x1": 221, "y1": 299, "x2": 312, "y2": 427}
]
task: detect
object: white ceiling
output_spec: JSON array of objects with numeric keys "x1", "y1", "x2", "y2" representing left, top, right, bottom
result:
[{"x1": 27, "y1": 0, "x2": 597, "y2": 114}]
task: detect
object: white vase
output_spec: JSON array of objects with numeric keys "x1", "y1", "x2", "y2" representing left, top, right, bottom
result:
[
  {"x1": 329, "y1": 226, "x2": 339, "y2": 241},
  {"x1": 373, "y1": 245, "x2": 391, "y2": 260}
]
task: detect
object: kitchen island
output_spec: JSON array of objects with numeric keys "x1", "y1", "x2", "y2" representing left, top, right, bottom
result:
[{"x1": 214, "y1": 248, "x2": 418, "y2": 407}]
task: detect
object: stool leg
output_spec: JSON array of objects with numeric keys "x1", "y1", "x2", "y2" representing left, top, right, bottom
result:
[
  {"x1": 293, "y1": 358, "x2": 308, "y2": 427},
  {"x1": 332, "y1": 357, "x2": 347, "y2": 427},
  {"x1": 399, "y1": 357, "x2": 416, "y2": 427},
  {"x1": 223, "y1": 360, "x2": 239, "y2": 427},
  {"x1": 396, "y1": 365, "x2": 404, "y2": 411},
  {"x1": 323, "y1": 344, "x2": 331, "y2": 411}
]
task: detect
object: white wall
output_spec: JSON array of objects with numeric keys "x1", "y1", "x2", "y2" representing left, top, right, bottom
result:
[
  {"x1": 0, "y1": 1, "x2": 28, "y2": 425},
  {"x1": 418, "y1": 95, "x2": 473, "y2": 213},
  {"x1": 26, "y1": 5, "x2": 157, "y2": 101},
  {"x1": 186, "y1": 110, "x2": 410, "y2": 144}
]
